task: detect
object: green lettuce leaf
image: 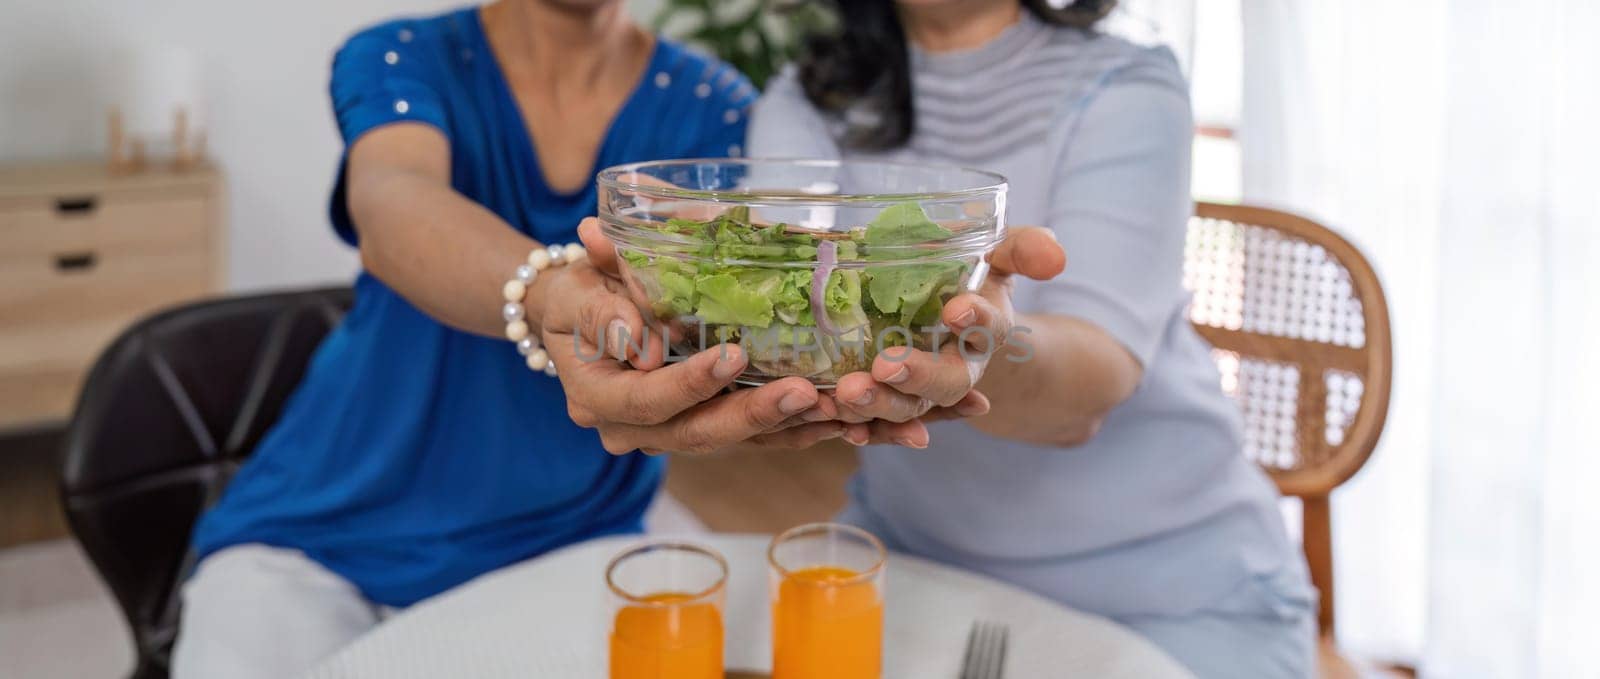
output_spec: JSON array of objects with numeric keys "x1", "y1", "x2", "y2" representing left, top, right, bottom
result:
[
  {"x1": 695, "y1": 272, "x2": 775, "y2": 327},
  {"x1": 661, "y1": 217, "x2": 707, "y2": 236},
  {"x1": 823, "y1": 268, "x2": 870, "y2": 332},
  {"x1": 862, "y1": 202, "x2": 952, "y2": 247},
  {"x1": 771, "y1": 269, "x2": 816, "y2": 326},
  {"x1": 658, "y1": 269, "x2": 698, "y2": 316},
  {"x1": 623, "y1": 201, "x2": 969, "y2": 363},
  {"x1": 707, "y1": 211, "x2": 817, "y2": 261},
  {"x1": 620, "y1": 249, "x2": 651, "y2": 270},
  {"x1": 865, "y1": 262, "x2": 964, "y2": 326},
  {"x1": 622, "y1": 251, "x2": 700, "y2": 317}
]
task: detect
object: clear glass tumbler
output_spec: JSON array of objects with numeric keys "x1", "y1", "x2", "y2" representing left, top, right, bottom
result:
[
  {"x1": 768, "y1": 523, "x2": 887, "y2": 679},
  {"x1": 606, "y1": 541, "x2": 727, "y2": 679}
]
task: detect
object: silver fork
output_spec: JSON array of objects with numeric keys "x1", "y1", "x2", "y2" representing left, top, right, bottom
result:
[{"x1": 960, "y1": 620, "x2": 1009, "y2": 679}]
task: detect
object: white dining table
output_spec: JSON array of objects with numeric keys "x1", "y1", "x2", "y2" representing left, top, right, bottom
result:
[{"x1": 306, "y1": 533, "x2": 1194, "y2": 678}]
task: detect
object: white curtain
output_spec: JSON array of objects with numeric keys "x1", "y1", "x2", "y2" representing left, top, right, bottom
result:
[
  {"x1": 1100, "y1": 0, "x2": 1197, "y2": 71},
  {"x1": 1240, "y1": 1, "x2": 1600, "y2": 676}
]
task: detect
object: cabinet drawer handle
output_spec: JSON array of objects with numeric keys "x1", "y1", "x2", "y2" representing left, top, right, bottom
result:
[
  {"x1": 55, "y1": 252, "x2": 98, "y2": 272},
  {"x1": 55, "y1": 196, "x2": 99, "y2": 215}
]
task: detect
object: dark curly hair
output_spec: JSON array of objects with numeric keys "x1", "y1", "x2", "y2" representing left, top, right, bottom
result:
[{"x1": 798, "y1": 0, "x2": 1116, "y2": 150}]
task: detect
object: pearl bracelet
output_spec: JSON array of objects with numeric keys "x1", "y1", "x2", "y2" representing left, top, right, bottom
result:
[{"x1": 503, "y1": 242, "x2": 587, "y2": 376}]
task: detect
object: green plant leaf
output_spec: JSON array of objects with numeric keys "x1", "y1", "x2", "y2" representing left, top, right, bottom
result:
[
  {"x1": 653, "y1": 0, "x2": 834, "y2": 89},
  {"x1": 863, "y1": 202, "x2": 952, "y2": 247}
]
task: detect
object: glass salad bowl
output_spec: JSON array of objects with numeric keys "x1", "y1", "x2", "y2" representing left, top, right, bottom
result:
[{"x1": 596, "y1": 158, "x2": 1007, "y2": 387}]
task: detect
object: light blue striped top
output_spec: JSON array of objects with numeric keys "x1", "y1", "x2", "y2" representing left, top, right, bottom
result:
[{"x1": 749, "y1": 12, "x2": 1314, "y2": 623}]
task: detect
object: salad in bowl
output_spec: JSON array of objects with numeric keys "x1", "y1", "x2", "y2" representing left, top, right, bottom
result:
[{"x1": 597, "y1": 159, "x2": 1007, "y2": 387}]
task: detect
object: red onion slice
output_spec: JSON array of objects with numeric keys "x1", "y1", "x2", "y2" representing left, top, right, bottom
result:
[{"x1": 811, "y1": 240, "x2": 841, "y2": 336}]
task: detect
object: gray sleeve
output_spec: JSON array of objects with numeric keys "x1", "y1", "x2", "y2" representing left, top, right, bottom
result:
[
  {"x1": 1029, "y1": 49, "x2": 1194, "y2": 367},
  {"x1": 747, "y1": 67, "x2": 841, "y2": 160}
]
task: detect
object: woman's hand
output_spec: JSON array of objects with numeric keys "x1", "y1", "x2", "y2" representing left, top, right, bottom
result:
[
  {"x1": 536, "y1": 247, "x2": 843, "y2": 455},
  {"x1": 830, "y1": 227, "x2": 1068, "y2": 446}
]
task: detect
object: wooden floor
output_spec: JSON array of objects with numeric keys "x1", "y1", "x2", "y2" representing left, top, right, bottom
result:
[{"x1": 663, "y1": 439, "x2": 858, "y2": 533}]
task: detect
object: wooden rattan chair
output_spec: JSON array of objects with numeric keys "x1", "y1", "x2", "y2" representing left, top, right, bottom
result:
[{"x1": 1183, "y1": 202, "x2": 1393, "y2": 647}]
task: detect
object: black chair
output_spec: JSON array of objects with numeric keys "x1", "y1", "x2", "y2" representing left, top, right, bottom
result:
[{"x1": 60, "y1": 287, "x2": 353, "y2": 679}]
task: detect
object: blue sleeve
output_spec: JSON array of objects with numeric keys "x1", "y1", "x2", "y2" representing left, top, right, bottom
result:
[
  {"x1": 683, "y1": 59, "x2": 757, "y2": 159},
  {"x1": 326, "y1": 19, "x2": 452, "y2": 246}
]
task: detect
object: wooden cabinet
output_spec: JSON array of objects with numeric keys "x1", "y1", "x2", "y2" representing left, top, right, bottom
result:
[{"x1": 0, "y1": 162, "x2": 223, "y2": 431}]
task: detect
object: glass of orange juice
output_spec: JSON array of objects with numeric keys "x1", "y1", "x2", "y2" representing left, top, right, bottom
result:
[
  {"x1": 768, "y1": 523, "x2": 887, "y2": 679},
  {"x1": 606, "y1": 541, "x2": 727, "y2": 679}
]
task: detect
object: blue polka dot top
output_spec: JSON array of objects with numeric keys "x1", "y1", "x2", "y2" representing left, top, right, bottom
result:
[{"x1": 193, "y1": 6, "x2": 755, "y2": 607}]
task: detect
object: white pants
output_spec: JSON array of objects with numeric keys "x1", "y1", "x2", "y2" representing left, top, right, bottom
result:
[
  {"x1": 172, "y1": 493, "x2": 705, "y2": 679},
  {"x1": 170, "y1": 544, "x2": 392, "y2": 679}
]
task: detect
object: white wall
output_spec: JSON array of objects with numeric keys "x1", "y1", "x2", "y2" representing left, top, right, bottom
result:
[{"x1": 0, "y1": 0, "x2": 662, "y2": 292}]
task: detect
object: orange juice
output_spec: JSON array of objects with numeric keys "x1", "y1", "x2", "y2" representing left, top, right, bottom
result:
[
  {"x1": 772, "y1": 566, "x2": 883, "y2": 679},
  {"x1": 609, "y1": 592, "x2": 723, "y2": 679}
]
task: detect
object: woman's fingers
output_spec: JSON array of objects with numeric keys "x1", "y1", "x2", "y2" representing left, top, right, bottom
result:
[
  {"x1": 868, "y1": 419, "x2": 930, "y2": 448},
  {"x1": 838, "y1": 419, "x2": 931, "y2": 448},
  {"x1": 576, "y1": 217, "x2": 622, "y2": 277},
  {"x1": 920, "y1": 390, "x2": 992, "y2": 422},
  {"x1": 565, "y1": 231, "x2": 678, "y2": 368},
  {"x1": 987, "y1": 226, "x2": 1066, "y2": 280},
  {"x1": 868, "y1": 346, "x2": 980, "y2": 408},
  {"x1": 833, "y1": 370, "x2": 935, "y2": 423},
  {"x1": 601, "y1": 377, "x2": 821, "y2": 454},
  {"x1": 833, "y1": 389, "x2": 986, "y2": 447},
  {"x1": 861, "y1": 296, "x2": 1000, "y2": 408},
  {"x1": 941, "y1": 292, "x2": 1011, "y2": 354},
  {"x1": 556, "y1": 266, "x2": 668, "y2": 369},
  {"x1": 841, "y1": 422, "x2": 869, "y2": 446},
  {"x1": 747, "y1": 421, "x2": 848, "y2": 450},
  {"x1": 549, "y1": 340, "x2": 749, "y2": 427}
]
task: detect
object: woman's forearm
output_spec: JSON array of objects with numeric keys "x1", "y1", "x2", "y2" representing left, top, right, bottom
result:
[
  {"x1": 345, "y1": 128, "x2": 547, "y2": 339},
  {"x1": 967, "y1": 313, "x2": 1143, "y2": 447}
]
